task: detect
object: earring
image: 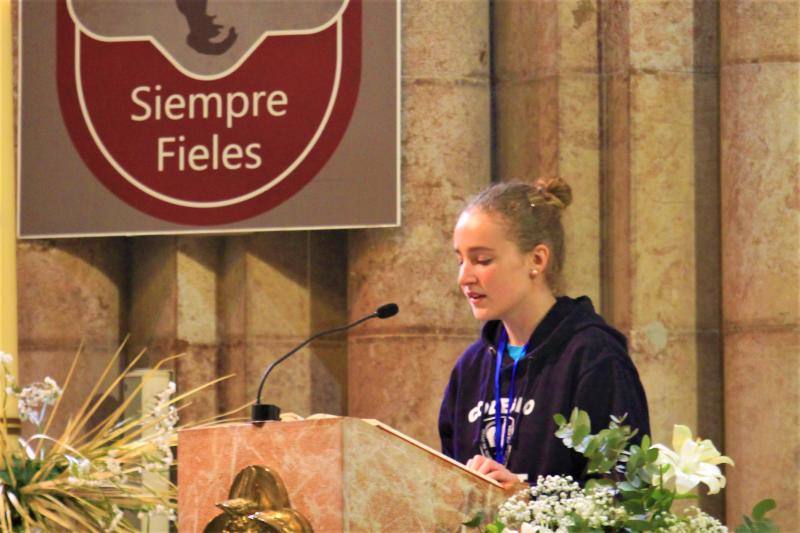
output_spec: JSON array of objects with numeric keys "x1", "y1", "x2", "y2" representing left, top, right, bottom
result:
[{"x1": 530, "y1": 268, "x2": 539, "y2": 276}]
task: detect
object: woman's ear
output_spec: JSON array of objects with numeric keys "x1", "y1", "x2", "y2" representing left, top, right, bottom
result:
[{"x1": 528, "y1": 244, "x2": 550, "y2": 278}]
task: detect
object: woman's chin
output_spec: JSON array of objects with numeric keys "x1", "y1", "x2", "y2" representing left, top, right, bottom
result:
[{"x1": 470, "y1": 307, "x2": 496, "y2": 322}]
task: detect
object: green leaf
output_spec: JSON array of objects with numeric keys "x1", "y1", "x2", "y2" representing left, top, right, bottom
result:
[
  {"x1": 485, "y1": 523, "x2": 505, "y2": 533},
  {"x1": 646, "y1": 446, "x2": 659, "y2": 463},
  {"x1": 623, "y1": 519, "x2": 651, "y2": 531},
  {"x1": 462, "y1": 511, "x2": 484, "y2": 528},
  {"x1": 553, "y1": 413, "x2": 566, "y2": 426},
  {"x1": 752, "y1": 499, "x2": 776, "y2": 521},
  {"x1": 735, "y1": 499, "x2": 779, "y2": 533}
]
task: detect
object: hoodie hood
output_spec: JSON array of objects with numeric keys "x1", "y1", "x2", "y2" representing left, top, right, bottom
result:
[{"x1": 479, "y1": 296, "x2": 627, "y2": 365}]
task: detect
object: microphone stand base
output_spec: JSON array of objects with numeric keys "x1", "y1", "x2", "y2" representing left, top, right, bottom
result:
[{"x1": 251, "y1": 404, "x2": 281, "y2": 422}]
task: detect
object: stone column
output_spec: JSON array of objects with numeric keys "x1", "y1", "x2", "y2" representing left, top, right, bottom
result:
[
  {"x1": 17, "y1": 239, "x2": 128, "y2": 435},
  {"x1": 129, "y1": 237, "x2": 220, "y2": 424},
  {"x1": 599, "y1": 0, "x2": 723, "y2": 512},
  {"x1": 720, "y1": 1, "x2": 800, "y2": 528},
  {"x1": 218, "y1": 232, "x2": 347, "y2": 417},
  {"x1": 493, "y1": 0, "x2": 602, "y2": 301},
  {"x1": 347, "y1": 1, "x2": 491, "y2": 447}
]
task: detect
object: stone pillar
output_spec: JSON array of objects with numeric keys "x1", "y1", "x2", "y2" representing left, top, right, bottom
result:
[
  {"x1": 493, "y1": 0, "x2": 602, "y2": 301},
  {"x1": 347, "y1": 0, "x2": 491, "y2": 447},
  {"x1": 218, "y1": 232, "x2": 347, "y2": 417},
  {"x1": 129, "y1": 237, "x2": 220, "y2": 424},
  {"x1": 599, "y1": 0, "x2": 723, "y2": 510},
  {"x1": 720, "y1": 1, "x2": 800, "y2": 528},
  {"x1": 17, "y1": 239, "x2": 128, "y2": 435}
]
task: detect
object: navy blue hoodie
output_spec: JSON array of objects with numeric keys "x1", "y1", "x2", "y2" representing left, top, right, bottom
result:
[{"x1": 438, "y1": 296, "x2": 650, "y2": 482}]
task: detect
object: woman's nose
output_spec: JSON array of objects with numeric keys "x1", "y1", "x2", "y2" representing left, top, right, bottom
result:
[{"x1": 458, "y1": 262, "x2": 475, "y2": 285}]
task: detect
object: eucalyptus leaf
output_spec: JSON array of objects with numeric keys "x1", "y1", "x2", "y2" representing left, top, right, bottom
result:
[
  {"x1": 752, "y1": 499, "x2": 776, "y2": 520},
  {"x1": 461, "y1": 511, "x2": 484, "y2": 528}
]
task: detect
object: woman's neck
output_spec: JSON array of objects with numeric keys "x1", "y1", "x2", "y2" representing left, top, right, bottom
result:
[{"x1": 502, "y1": 290, "x2": 557, "y2": 346}]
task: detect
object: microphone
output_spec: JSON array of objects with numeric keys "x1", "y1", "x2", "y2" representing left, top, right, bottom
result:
[{"x1": 251, "y1": 303, "x2": 400, "y2": 422}]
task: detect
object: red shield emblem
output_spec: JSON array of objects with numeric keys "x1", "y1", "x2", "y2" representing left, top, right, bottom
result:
[{"x1": 56, "y1": 0, "x2": 361, "y2": 225}]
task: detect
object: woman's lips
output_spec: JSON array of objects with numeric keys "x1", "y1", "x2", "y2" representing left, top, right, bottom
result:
[{"x1": 466, "y1": 291, "x2": 485, "y2": 304}]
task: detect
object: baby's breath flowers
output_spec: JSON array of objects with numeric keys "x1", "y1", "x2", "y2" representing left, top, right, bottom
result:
[
  {"x1": 499, "y1": 475, "x2": 627, "y2": 533},
  {"x1": 16, "y1": 377, "x2": 62, "y2": 426},
  {"x1": 659, "y1": 506, "x2": 728, "y2": 532}
]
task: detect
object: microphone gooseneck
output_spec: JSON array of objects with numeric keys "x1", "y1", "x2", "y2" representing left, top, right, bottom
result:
[{"x1": 252, "y1": 303, "x2": 399, "y2": 422}]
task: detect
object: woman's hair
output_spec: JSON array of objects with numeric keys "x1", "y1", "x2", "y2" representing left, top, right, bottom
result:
[{"x1": 464, "y1": 178, "x2": 573, "y2": 290}]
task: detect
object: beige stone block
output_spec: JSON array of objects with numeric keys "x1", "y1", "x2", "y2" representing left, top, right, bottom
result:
[
  {"x1": 629, "y1": 330, "x2": 698, "y2": 445},
  {"x1": 721, "y1": 64, "x2": 800, "y2": 327},
  {"x1": 495, "y1": 79, "x2": 559, "y2": 181},
  {"x1": 219, "y1": 236, "x2": 247, "y2": 340},
  {"x1": 309, "y1": 231, "x2": 348, "y2": 332},
  {"x1": 599, "y1": 0, "x2": 630, "y2": 76},
  {"x1": 309, "y1": 339, "x2": 347, "y2": 415},
  {"x1": 176, "y1": 238, "x2": 219, "y2": 344},
  {"x1": 558, "y1": 0, "x2": 599, "y2": 73},
  {"x1": 247, "y1": 340, "x2": 314, "y2": 416},
  {"x1": 130, "y1": 237, "x2": 178, "y2": 354},
  {"x1": 629, "y1": 0, "x2": 718, "y2": 71},
  {"x1": 495, "y1": 0, "x2": 601, "y2": 76},
  {"x1": 721, "y1": 0, "x2": 800, "y2": 64},
  {"x1": 403, "y1": 0, "x2": 489, "y2": 80},
  {"x1": 245, "y1": 339, "x2": 346, "y2": 419},
  {"x1": 557, "y1": 74, "x2": 601, "y2": 301},
  {"x1": 348, "y1": 82, "x2": 489, "y2": 329},
  {"x1": 348, "y1": 334, "x2": 479, "y2": 448},
  {"x1": 219, "y1": 232, "x2": 346, "y2": 420},
  {"x1": 629, "y1": 73, "x2": 699, "y2": 327},
  {"x1": 494, "y1": 0, "x2": 557, "y2": 79},
  {"x1": 244, "y1": 233, "x2": 311, "y2": 338},
  {"x1": 217, "y1": 340, "x2": 248, "y2": 413},
  {"x1": 17, "y1": 239, "x2": 126, "y2": 349},
  {"x1": 724, "y1": 329, "x2": 799, "y2": 529},
  {"x1": 174, "y1": 343, "x2": 219, "y2": 423},
  {"x1": 401, "y1": 84, "x2": 490, "y2": 207}
]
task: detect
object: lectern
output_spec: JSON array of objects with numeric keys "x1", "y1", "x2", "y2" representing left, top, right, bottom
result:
[{"x1": 178, "y1": 417, "x2": 510, "y2": 531}]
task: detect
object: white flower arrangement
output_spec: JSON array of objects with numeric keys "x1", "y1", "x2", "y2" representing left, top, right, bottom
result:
[{"x1": 467, "y1": 409, "x2": 777, "y2": 533}]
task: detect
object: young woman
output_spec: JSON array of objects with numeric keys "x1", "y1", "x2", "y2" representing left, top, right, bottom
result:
[{"x1": 439, "y1": 179, "x2": 650, "y2": 489}]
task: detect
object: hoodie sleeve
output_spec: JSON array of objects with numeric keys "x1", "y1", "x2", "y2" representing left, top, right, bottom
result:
[
  {"x1": 573, "y1": 348, "x2": 651, "y2": 443},
  {"x1": 438, "y1": 369, "x2": 458, "y2": 458}
]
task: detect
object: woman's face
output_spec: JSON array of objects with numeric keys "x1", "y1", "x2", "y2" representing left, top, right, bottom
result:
[{"x1": 453, "y1": 208, "x2": 535, "y2": 324}]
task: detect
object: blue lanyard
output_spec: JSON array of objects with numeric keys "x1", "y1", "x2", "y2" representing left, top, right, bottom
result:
[{"x1": 493, "y1": 329, "x2": 526, "y2": 465}]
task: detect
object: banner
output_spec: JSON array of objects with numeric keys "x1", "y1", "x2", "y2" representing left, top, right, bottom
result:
[{"x1": 18, "y1": 0, "x2": 399, "y2": 237}]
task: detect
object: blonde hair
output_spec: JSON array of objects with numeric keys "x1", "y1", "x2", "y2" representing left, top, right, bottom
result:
[{"x1": 464, "y1": 178, "x2": 573, "y2": 290}]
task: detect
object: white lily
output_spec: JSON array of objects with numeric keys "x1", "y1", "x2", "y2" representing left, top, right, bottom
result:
[{"x1": 652, "y1": 425, "x2": 734, "y2": 494}]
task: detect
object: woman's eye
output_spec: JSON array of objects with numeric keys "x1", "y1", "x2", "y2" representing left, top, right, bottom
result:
[{"x1": 476, "y1": 258, "x2": 492, "y2": 266}]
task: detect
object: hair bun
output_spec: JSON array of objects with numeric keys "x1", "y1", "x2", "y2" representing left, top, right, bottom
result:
[{"x1": 530, "y1": 178, "x2": 572, "y2": 210}]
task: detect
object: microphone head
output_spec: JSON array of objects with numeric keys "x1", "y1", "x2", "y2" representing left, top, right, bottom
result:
[{"x1": 375, "y1": 303, "x2": 399, "y2": 319}]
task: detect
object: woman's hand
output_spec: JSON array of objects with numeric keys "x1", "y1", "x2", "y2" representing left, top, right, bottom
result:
[{"x1": 466, "y1": 454, "x2": 520, "y2": 490}]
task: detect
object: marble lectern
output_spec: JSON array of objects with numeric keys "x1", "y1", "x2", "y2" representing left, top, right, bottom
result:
[{"x1": 178, "y1": 417, "x2": 510, "y2": 532}]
